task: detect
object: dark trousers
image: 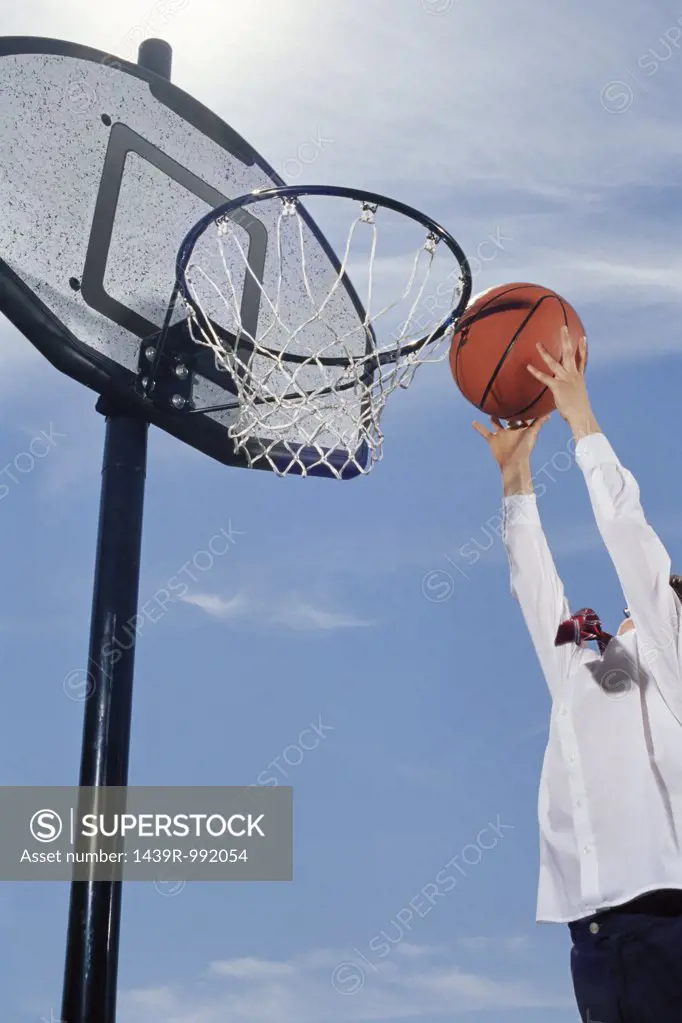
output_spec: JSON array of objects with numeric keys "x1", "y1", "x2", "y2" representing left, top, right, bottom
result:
[{"x1": 569, "y1": 890, "x2": 682, "y2": 1022}]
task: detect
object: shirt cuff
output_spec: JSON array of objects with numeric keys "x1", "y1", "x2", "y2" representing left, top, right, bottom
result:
[
  {"x1": 503, "y1": 493, "x2": 541, "y2": 530},
  {"x1": 574, "y1": 432, "x2": 619, "y2": 473}
]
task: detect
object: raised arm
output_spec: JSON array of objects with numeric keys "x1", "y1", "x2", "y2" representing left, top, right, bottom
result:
[
  {"x1": 574, "y1": 433, "x2": 681, "y2": 665},
  {"x1": 528, "y1": 329, "x2": 682, "y2": 717},
  {"x1": 473, "y1": 415, "x2": 583, "y2": 696}
]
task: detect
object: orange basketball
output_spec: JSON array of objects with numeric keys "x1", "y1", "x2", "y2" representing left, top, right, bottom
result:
[{"x1": 450, "y1": 283, "x2": 586, "y2": 420}]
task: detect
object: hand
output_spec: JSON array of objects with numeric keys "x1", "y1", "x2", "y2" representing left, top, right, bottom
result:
[
  {"x1": 472, "y1": 414, "x2": 550, "y2": 472},
  {"x1": 526, "y1": 328, "x2": 597, "y2": 435}
]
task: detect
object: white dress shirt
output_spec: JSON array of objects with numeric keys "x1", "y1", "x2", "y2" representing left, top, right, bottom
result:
[{"x1": 503, "y1": 432, "x2": 682, "y2": 923}]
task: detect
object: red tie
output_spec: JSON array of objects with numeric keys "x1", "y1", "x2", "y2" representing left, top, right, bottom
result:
[{"x1": 555, "y1": 608, "x2": 613, "y2": 654}]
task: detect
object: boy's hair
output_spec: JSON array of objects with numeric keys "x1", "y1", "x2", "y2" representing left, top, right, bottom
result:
[{"x1": 671, "y1": 575, "x2": 682, "y2": 602}]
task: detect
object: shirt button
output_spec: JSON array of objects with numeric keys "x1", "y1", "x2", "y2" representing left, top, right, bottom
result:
[
  {"x1": 568, "y1": 754, "x2": 576, "y2": 763},
  {"x1": 559, "y1": 706, "x2": 568, "y2": 717},
  {"x1": 583, "y1": 845, "x2": 591, "y2": 854},
  {"x1": 589, "y1": 922, "x2": 600, "y2": 934},
  {"x1": 576, "y1": 799, "x2": 583, "y2": 807}
]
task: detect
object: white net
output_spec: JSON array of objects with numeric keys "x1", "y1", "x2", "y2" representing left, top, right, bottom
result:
[{"x1": 182, "y1": 195, "x2": 467, "y2": 478}]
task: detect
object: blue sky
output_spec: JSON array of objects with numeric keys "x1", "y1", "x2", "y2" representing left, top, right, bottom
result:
[{"x1": 2, "y1": 1, "x2": 682, "y2": 1021}]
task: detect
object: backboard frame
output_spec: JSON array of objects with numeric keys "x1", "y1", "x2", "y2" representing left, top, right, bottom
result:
[{"x1": 0, "y1": 36, "x2": 371, "y2": 473}]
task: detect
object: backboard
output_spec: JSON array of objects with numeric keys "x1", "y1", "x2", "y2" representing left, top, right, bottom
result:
[{"x1": 0, "y1": 37, "x2": 370, "y2": 475}]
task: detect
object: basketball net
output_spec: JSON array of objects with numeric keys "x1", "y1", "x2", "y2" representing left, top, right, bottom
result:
[{"x1": 183, "y1": 197, "x2": 466, "y2": 478}]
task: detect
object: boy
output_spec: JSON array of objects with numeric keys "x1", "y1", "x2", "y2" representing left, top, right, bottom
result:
[{"x1": 474, "y1": 330, "x2": 682, "y2": 1023}]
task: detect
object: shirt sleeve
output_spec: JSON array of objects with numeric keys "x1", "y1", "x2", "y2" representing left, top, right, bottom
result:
[
  {"x1": 503, "y1": 493, "x2": 585, "y2": 696},
  {"x1": 576, "y1": 432, "x2": 682, "y2": 719}
]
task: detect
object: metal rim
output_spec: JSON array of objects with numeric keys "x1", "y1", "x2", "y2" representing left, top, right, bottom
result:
[{"x1": 175, "y1": 184, "x2": 473, "y2": 363}]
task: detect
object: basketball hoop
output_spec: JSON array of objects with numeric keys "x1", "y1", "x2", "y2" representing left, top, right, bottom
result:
[{"x1": 147, "y1": 185, "x2": 472, "y2": 478}]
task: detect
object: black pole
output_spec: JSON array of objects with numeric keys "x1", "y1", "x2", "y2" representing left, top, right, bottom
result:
[
  {"x1": 137, "y1": 38, "x2": 173, "y2": 79},
  {"x1": 60, "y1": 39, "x2": 172, "y2": 1023},
  {"x1": 59, "y1": 408, "x2": 148, "y2": 1023}
]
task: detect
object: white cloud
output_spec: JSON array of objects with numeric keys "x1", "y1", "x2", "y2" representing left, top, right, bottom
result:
[
  {"x1": 458, "y1": 935, "x2": 531, "y2": 954},
  {"x1": 270, "y1": 599, "x2": 375, "y2": 632},
  {"x1": 458, "y1": 936, "x2": 495, "y2": 950},
  {"x1": 561, "y1": 256, "x2": 682, "y2": 298},
  {"x1": 180, "y1": 592, "x2": 248, "y2": 621},
  {"x1": 395, "y1": 943, "x2": 443, "y2": 958},
  {"x1": 209, "y1": 957, "x2": 295, "y2": 979},
  {"x1": 118, "y1": 947, "x2": 570, "y2": 1023},
  {"x1": 180, "y1": 591, "x2": 375, "y2": 632}
]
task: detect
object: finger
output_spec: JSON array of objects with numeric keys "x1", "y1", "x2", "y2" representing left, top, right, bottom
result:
[
  {"x1": 561, "y1": 327, "x2": 580, "y2": 378},
  {"x1": 576, "y1": 335, "x2": 588, "y2": 374},
  {"x1": 535, "y1": 342, "x2": 566, "y2": 377},
  {"x1": 472, "y1": 420, "x2": 493, "y2": 441},
  {"x1": 527, "y1": 363, "x2": 554, "y2": 386},
  {"x1": 490, "y1": 415, "x2": 505, "y2": 433}
]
